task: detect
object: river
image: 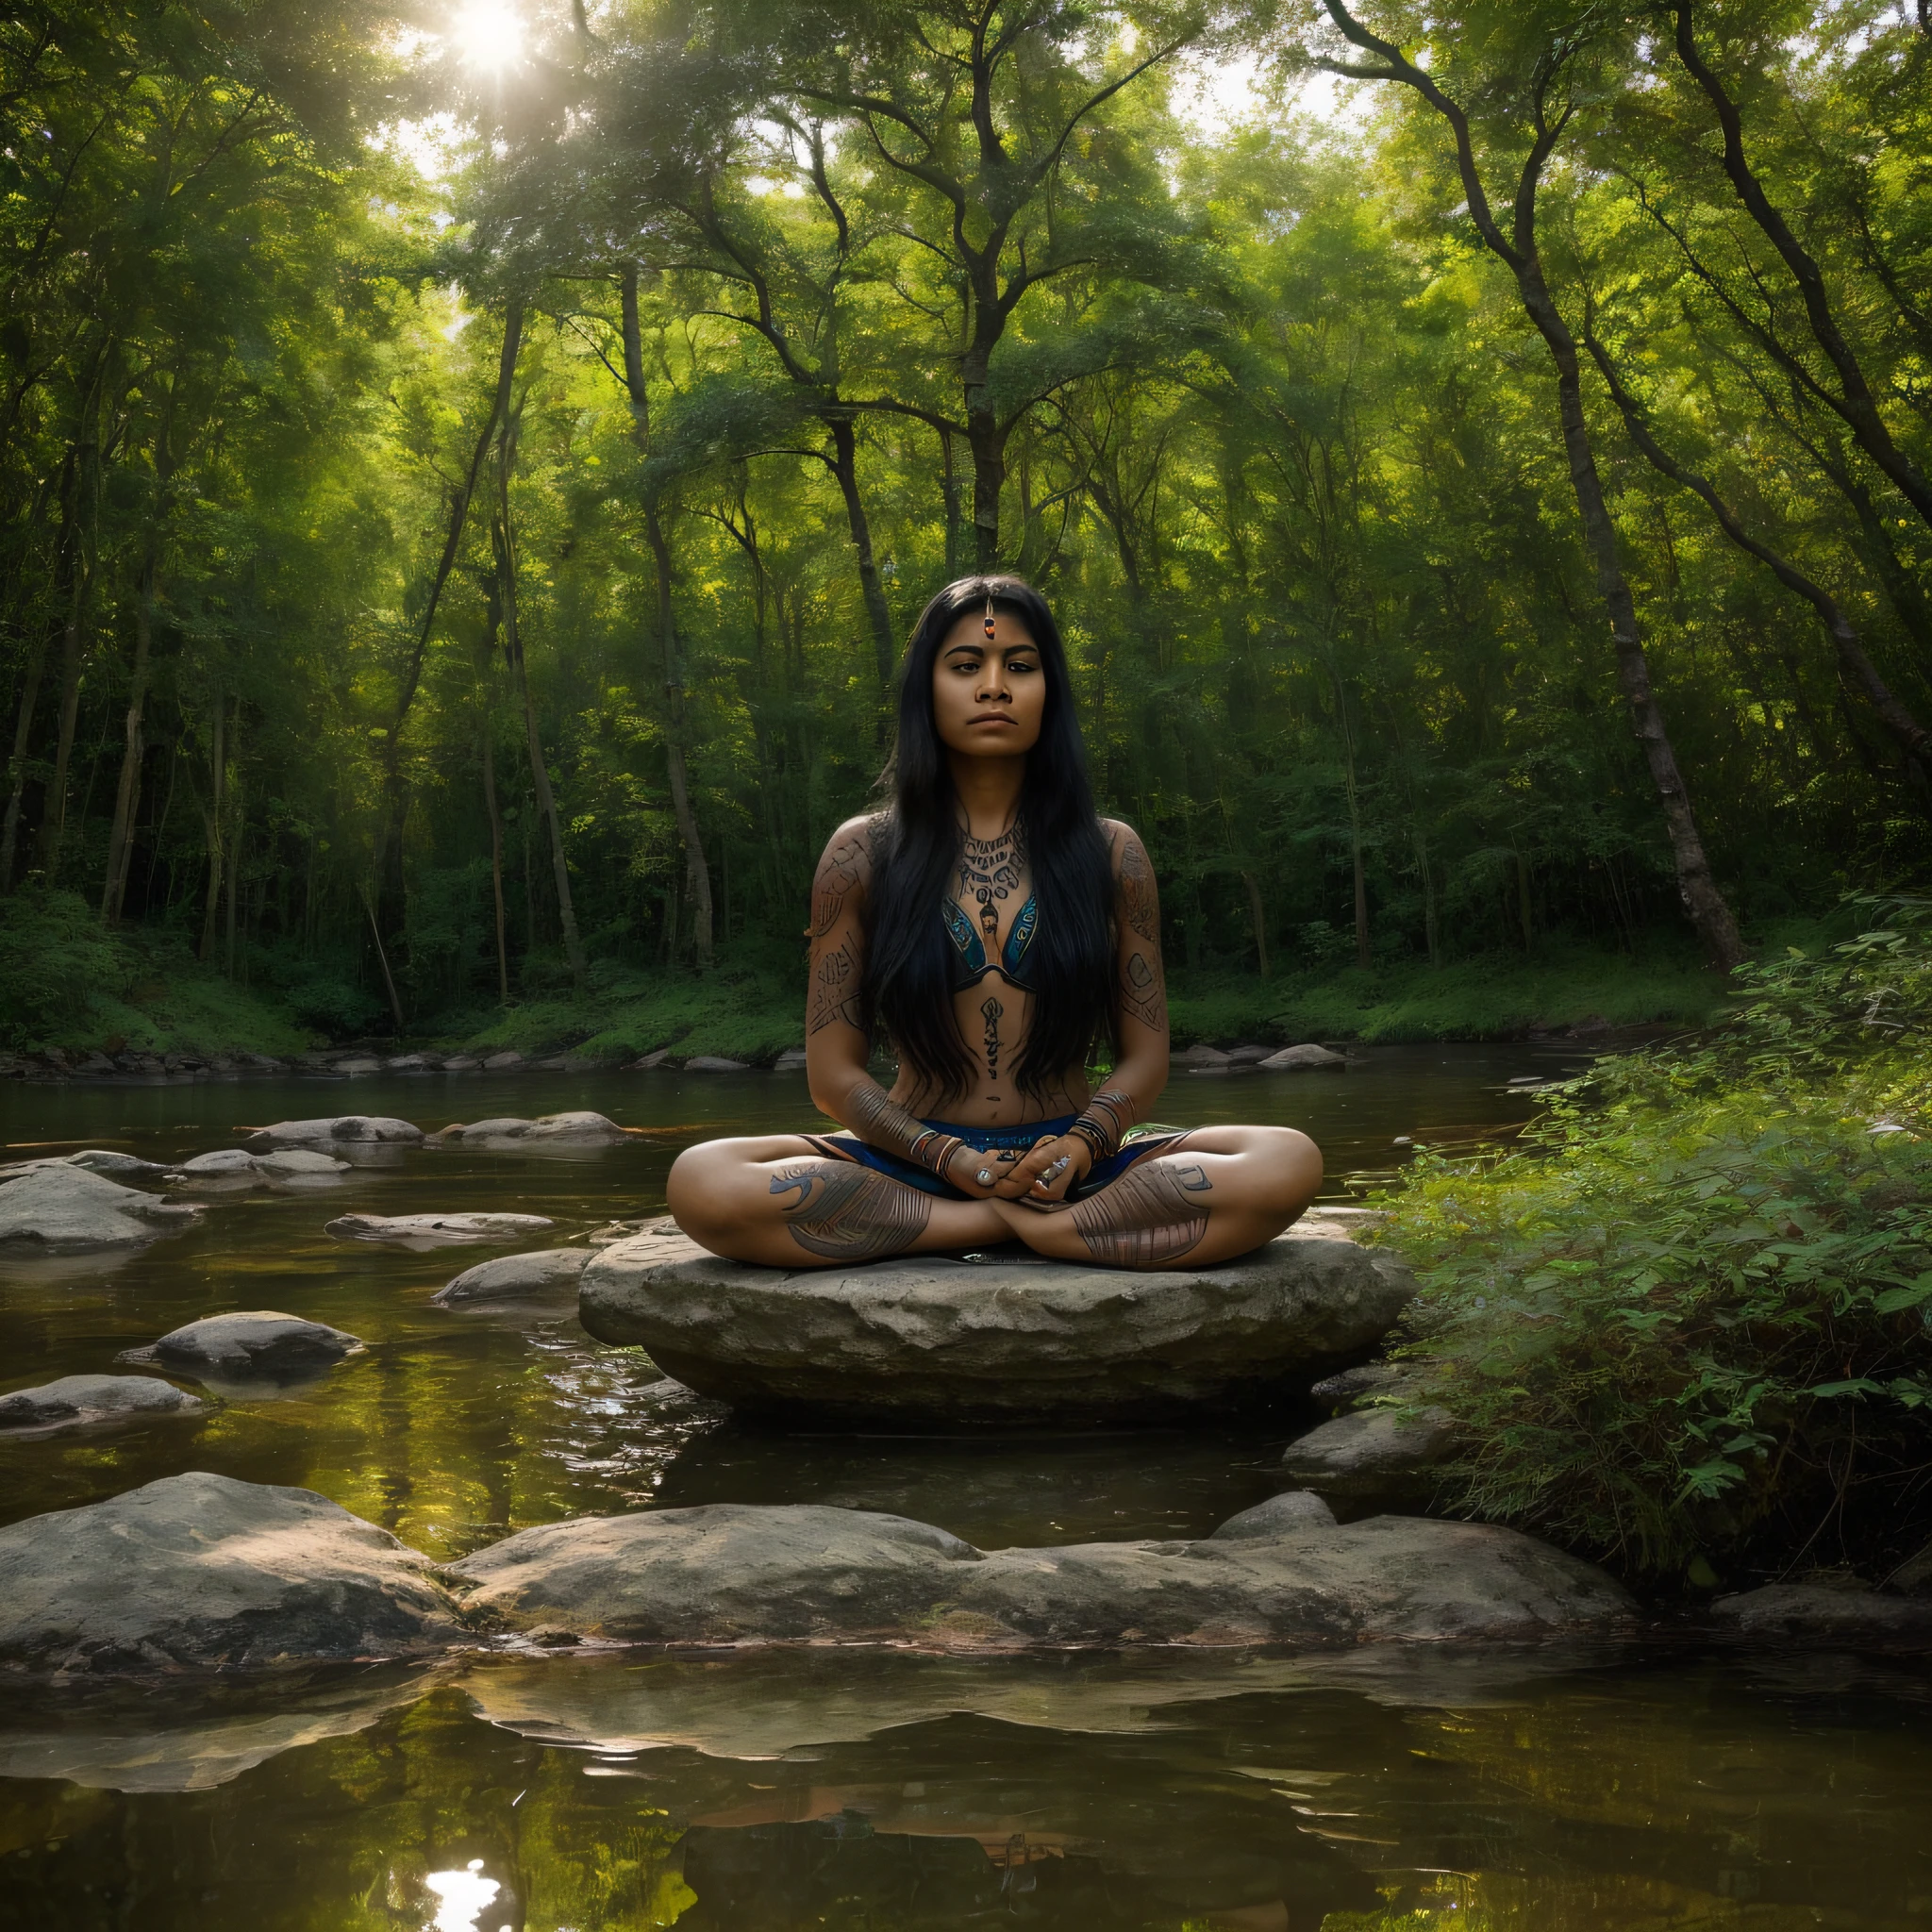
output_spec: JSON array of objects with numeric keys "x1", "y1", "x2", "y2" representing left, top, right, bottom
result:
[{"x1": 4, "y1": 1045, "x2": 1929, "y2": 1928}]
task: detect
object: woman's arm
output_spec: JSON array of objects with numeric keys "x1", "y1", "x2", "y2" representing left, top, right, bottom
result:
[
  {"x1": 802, "y1": 817, "x2": 993, "y2": 1195},
  {"x1": 995, "y1": 819, "x2": 1171, "y2": 1204}
]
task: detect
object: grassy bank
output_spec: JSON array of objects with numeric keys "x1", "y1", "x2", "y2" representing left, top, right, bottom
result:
[
  {"x1": 0, "y1": 885, "x2": 1822, "y2": 1064},
  {"x1": 1373, "y1": 899, "x2": 1932, "y2": 1591}
]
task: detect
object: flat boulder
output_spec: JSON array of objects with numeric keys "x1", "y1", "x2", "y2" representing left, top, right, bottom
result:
[
  {"x1": 432, "y1": 1247, "x2": 591, "y2": 1305},
  {"x1": 0, "y1": 1472, "x2": 459, "y2": 1674},
  {"x1": 0, "y1": 1374, "x2": 205, "y2": 1435},
  {"x1": 685, "y1": 1055, "x2": 750, "y2": 1072},
  {"x1": 121, "y1": 1310, "x2": 364, "y2": 1380},
  {"x1": 1259, "y1": 1043, "x2": 1347, "y2": 1071},
  {"x1": 1278, "y1": 1406, "x2": 1464, "y2": 1499},
  {"x1": 576, "y1": 1217, "x2": 1414, "y2": 1424},
  {"x1": 242, "y1": 1115, "x2": 423, "y2": 1152},
  {"x1": 325, "y1": 1210, "x2": 554, "y2": 1248},
  {"x1": 447, "y1": 1500, "x2": 1633, "y2": 1649},
  {"x1": 255, "y1": 1148, "x2": 350, "y2": 1180},
  {"x1": 66, "y1": 1149, "x2": 175, "y2": 1178},
  {"x1": 427, "y1": 1111, "x2": 629, "y2": 1149},
  {"x1": 1711, "y1": 1585, "x2": 1932, "y2": 1646},
  {"x1": 0, "y1": 1165, "x2": 202, "y2": 1250},
  {"x1": 176, "y1": 1149, "x2": 258, "y2": 1175}
]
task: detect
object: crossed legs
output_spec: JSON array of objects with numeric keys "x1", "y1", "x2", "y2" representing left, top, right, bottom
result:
[{"x1": 667, "y1": 1124, "x2": 1323, "y2": 1272}]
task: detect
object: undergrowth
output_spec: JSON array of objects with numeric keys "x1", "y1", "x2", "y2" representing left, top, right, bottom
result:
[{"x1": 1376, "y1": 899, "x2": 1932, "y2": 1589}]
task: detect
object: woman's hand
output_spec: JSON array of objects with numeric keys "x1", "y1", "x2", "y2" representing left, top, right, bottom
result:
[
  {"x1": 998, "y1": 1132, "x2": 1091, "y2": 1208},
  {"x1": 940, "y1": 1142, "x2": 1009, "y2": 1200}
]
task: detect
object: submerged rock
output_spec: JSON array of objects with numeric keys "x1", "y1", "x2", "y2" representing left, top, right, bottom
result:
[
  {"x1": 325, "y1": 1210, "x2": 554, "y2": 1248},
  {"x1": 1259, "y1": 1043, "x2": 1348, "y2": 1071},
  {"x1": 0, "y1": 1374, "x2": 205, "y2": 1435},
  {"x1": 0, "y1": 1472, "x2": 459, "y2": 1674},
  {"x1": 447, "y1": 1500, "x2": 1633, "y2": 1649},
  {"x1": 432, "y1": 1247, "x2": 591, "y2": 1305},
  {"x1": 577, "y1": 1224, "x2": 1415, "y2": 1424},
  {"x1": 685, "y1": 1055, "x2": 750, "y2": 1072},
  {"x1": 1712, "y1": 1585, "x2": 1932, "y2": 1645},
  {"x1": 176, "y1": 1149, "x2": 258, "y2": 1175},
  {"x1": 427, "y1": 1111, "x2": 629, "y2": 1149},
  {"x1": 242, "y1": 1115, "x2": 423, "y2": 1151},
  {"x1": 255, "y1": 1148, "x2": 350, "y2": 1180},
  {"x1": 121, "y1": 1310, "x2": 364, "y2": 1379},
  {"x1": 65, "y1": 1149, "x2": 175, "y2": 1178},
  {"x1": 0, "y1": 1165, "x2": 202, "y2": 1251},
  {"x1": 1278, "y1": 1407, "x2": 1465, "y2": 1500}
]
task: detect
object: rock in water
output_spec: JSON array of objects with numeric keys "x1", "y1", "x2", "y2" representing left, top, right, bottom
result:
[
  {"x1": 685, "y1": 1056, "x2": 750, "y2": 1072},
  {"x1": 242, "y1": 1115, "x2": 423, "y2": 1151},
  {"x1": 0, "y1": 1472, "x2": 459, "y2": 1673},
  {"x1": 1259, "y1": 1043, "x2": 1348, "y2": 1070},
  {"x1": 432, "y1": 1248, "x2": 591, "y2": 1305},
  {"x1": 0, "y1": 1374, "x2": 205, "y2": 1435},
  {"x1": 176, "y1": 1149, "x2": 259, "y2": 1175},
  {"x1": 0, "y1": 1165, "x2": 202, "y2": 1250},
  {"x1": 325, "y1": 1211, "x2": 554, "y2": 1248},
  {"x1": 576, "y1": 1223, "x2": 1415, "y2": 1424},
  {"x1": 427, "y1": 1112, "x2": 628, "y2": 1149},
  {"x1": 121, "y1": 1311, "x2": 364, "y2": 1379},
  {"x1": 1208, "y1": 1491, "x2": 1339, "y2": 1539},
  {"x1": 65, "y1": 1150, "x2": 175, "y2": 1178},
  {"x1": 1278, "y1": 1407, "x2": 1465, "y2": 1499},
  {"x1": 446, "y1": 1501, "x2": 1633, "y2": 1648},
  {"x1": 254, "y1": 1149, "x2": 350, "y2": 1179}
]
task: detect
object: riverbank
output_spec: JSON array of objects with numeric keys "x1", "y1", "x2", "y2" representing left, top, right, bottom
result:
[{"x1": 6, "y1": 897, "x2": 1831, "y2": 1067}]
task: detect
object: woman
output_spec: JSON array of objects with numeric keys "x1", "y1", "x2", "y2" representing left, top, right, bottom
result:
[{"x1": 668, "y1": 575, "x2": 1324, "y2": 1270}]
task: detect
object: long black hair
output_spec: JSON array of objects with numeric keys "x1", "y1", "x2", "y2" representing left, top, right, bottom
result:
[{"x1": 863, "y1": 574, "x2": 1117, "y2": 1103}]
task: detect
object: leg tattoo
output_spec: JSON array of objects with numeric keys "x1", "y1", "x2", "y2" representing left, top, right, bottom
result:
[
  {"x1": 769, "y1": 1161, "x2": 931, "y2": 1262},
  {"x1": 1070, "y1": 1160, "x2": 1213, "y2": 1266}
]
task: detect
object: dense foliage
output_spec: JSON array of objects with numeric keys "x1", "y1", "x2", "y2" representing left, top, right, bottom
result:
[
  {"x1": 1, "y1": 0, "x2": 1930, "y2": 1036},
  {"x1": 1381, "y1": 898, "x2": 1932, "y2": 1584}
]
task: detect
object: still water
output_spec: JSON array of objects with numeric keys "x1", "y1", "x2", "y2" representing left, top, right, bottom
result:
[{"x1": 5, "y1": 1043, "x2": 1929, "y2": 1929}]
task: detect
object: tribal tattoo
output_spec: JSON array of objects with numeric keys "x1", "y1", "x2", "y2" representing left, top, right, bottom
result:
[
  {"x1": 981, "y1": 993, "x2": 1003, "y2": 1079},
  {"x1": 1070, "y1": 1159, "x2": 1213, "y2": 1267},
  {"x1": 1117, "y1": 830, "x2": 1159, "y2": 942},
  {"x1": 958, "y1": 824, "x2": 1025, "y2": 946},
  {"x1": 809, "y1": 818, "x2": 877, "y2": 941},
  {"x1": 769, "y1": 1160, "x2": 930, "y2": 1261},
  {"x1": 1120, "y1": 948, "x2": 1167, "y2": 1033},
  {"x1": 848, "y1": 1079, "x2": 944, "y2": 1166},
  {"x1": 808, "y1": 935, "x2": 862, "y2": 1036}
]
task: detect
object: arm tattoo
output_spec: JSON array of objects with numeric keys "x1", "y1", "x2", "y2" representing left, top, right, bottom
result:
[
  {"x1": 1120, "y1": 949, "x2": 1167, "y2": 1033},
  {"x1": 808, "y1": 819, "x2": 875, "y2": 941},
  {"x1": 1070, "y1": 1160, "x2": 1213, "y2": 1267},
  {"x1": 848, "y1": 1080, "x2": 930, "y2": 1159},
  {"x1": 1117, "y1": 832, "x2": 1159, "y2": 943},
  {"x1": 808, "y1": 936, "x2": 863, "y2": 1035},
  {"x1": 769, "y1": 1161, "x2": 930, "y2": 1262}
]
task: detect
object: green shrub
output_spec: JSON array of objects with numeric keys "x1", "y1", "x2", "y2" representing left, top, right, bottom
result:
[
  {"x1": 0, "y1": 888, "x2": 125, "y2": 1046},
  {"x1": 1377, "y1": 901, "x2": 1932, "y2": 1585}
]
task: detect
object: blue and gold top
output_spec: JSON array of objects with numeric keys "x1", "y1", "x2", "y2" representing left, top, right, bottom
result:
[{"x1": 943, "y1": 893, "x2": 1041, "y2": 993}]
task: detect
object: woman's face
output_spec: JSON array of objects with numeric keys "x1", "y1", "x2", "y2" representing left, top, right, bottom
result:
[{"x1": 930, "y1": 606, "x2": 1046, "y2": 761}]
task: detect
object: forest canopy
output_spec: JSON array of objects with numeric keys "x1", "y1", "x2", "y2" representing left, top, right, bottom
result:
[{"x1": 3, "y1": 0, "x2": 1929, "y2": 1041}]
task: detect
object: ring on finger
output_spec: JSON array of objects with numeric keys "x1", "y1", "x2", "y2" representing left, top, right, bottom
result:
[{"x1": 975, "y1": 1167, "x2": 994, "y2": 1186}]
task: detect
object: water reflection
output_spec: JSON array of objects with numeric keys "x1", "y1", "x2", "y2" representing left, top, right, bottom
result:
[{"x1": 5, "y1": 1649, "x2": 1932, "y2": 1927}]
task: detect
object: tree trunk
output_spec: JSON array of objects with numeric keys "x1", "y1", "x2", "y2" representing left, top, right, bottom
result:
[
  {"x1": 1587, "y1": 329, "x2": 1932, "y2": 802},
  {"x1": 940, "y1": 426, "x2": 964, "y2": 576},
  {"x1": 373, "y1": 302, "x2": 525, "y2": 941},
  {"x1": 620, "y1": 263, "x2": 715, "y2": 967},
  {"x1": 824, "y1": 415, "x2": 896, "y2": 691},
  {"x1": 39, "y1": 520, "x2": 94, "y2": 881},
  {"x1": 1318, "y1": 0, "x2": 1745, "y2": 970},
  {"x1": 494, "y1": 438, "x2": 585, "y2": 992},
  {"x1": 0, "y1": 627, "x2": 48, "y2": 891},
  {"x1": 199, "y1": 689, "x2": 225, "y2": 961},
  {"x1": 102, "y1": 552, "x2": 157, "y2": 920},
  {"x1": 481, "y1": 724, "x2": 509, "y2": 1004},
  {"x1": 1241, "y1": 870, "x2": 1270, "y2": 978}
]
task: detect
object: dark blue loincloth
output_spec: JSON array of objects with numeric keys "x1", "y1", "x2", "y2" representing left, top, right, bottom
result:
[{"x1": 801, "y1": 1113, "x2": 1188, "y2": 1201}]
